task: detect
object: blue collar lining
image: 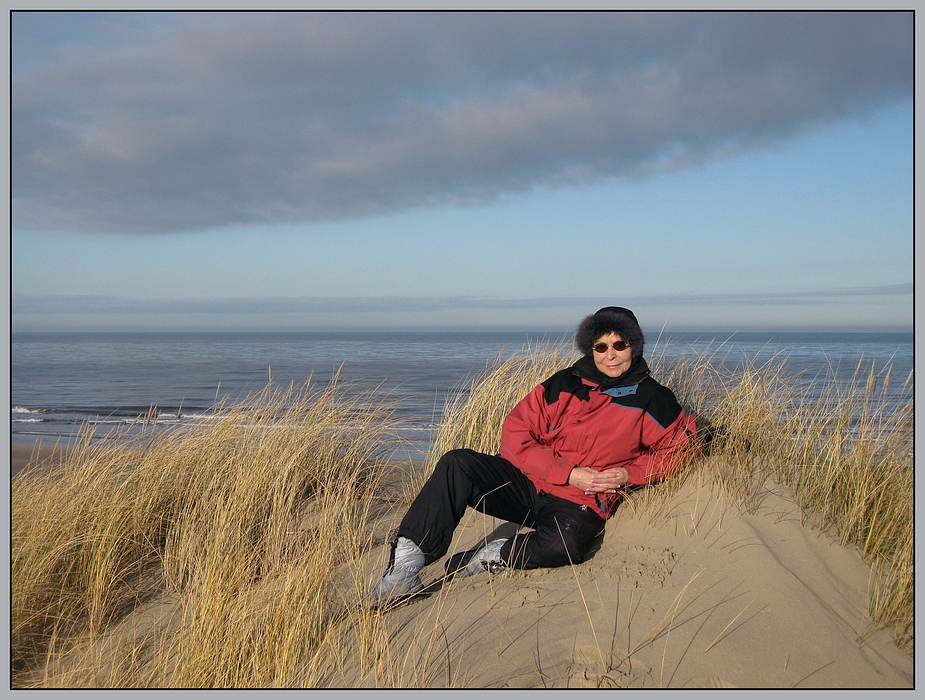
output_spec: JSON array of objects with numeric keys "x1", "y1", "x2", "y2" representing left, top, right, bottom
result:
[{"x1": 603, "y1": 384, "x2": 638, "y2": 398}]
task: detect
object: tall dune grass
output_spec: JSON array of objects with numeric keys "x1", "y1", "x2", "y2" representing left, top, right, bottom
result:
[
  {"x1": 11, "y1": 341, "x2": 913, "y2": 687},
  {"x1": 12, "y1": 375, "x2": 405, "y2": 687}
]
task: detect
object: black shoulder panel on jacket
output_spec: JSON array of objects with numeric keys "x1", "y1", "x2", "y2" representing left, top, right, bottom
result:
[
  {"x1": 610, "y1": 378, "x2": 683, "y2": 429},
  {"x1": 541, "y1": 368, "x2": 591, "y2": 404}
]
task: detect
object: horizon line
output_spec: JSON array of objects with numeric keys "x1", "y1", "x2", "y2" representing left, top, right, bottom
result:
[{"x1": 11, "y1": 326, "x2": 914, "y2": 335}]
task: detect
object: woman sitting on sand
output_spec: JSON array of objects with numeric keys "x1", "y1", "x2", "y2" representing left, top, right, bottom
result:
[{"x1": 372, "y1": 306, "x2": 698, "y2": 604}]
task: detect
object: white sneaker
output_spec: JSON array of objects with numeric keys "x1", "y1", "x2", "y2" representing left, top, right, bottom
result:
[
  {"x1": 370, "y1": 536, "x2": 425, "y2": 605},
  {"x1": 446, "y1": 538, "x2": 508, "y2": 578}
]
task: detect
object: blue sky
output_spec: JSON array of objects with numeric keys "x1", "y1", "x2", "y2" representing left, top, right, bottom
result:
[{"x1": 11, "y1": 11, "x2": 913, "y2": 333}]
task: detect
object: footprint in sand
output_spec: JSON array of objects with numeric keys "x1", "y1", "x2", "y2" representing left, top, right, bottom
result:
[{"x1": 618, "y1": 546, "x2": 676, "y2": 588}]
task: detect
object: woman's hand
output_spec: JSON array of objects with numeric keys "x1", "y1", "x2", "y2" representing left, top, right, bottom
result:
[{"x1": 568, "y1": 466, "x2": 629, "y2": 494}]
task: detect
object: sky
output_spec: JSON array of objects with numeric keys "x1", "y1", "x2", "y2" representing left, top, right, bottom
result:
[{"x1": 10, "y1": 11, "x2": 914, "y2": 334}]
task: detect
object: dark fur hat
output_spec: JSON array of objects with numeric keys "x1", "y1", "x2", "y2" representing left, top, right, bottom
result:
[{"x1": 575, "y1": 306, "x2": 645, "y2": 359}]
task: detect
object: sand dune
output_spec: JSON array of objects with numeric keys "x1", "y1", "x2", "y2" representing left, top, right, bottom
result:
[{"x1": 350, "y1": 466, "x2": 912, "y2": 688}]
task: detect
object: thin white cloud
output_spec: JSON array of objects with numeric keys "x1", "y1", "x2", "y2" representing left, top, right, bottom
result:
[
  {"x1": 12, "y1": 11, "x2": 912, "y2": 234},
  {"x1": 13, "y1": 283, "x2": 912, "y2": 316}
]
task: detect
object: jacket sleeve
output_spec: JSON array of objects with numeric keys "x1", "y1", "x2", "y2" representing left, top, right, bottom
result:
[
  {"x1": 500, "y1": 383, "x2": 576, "y2": 486},
  {"x1": 624, "y1": 393, "x2": 698, "y2": 485}
]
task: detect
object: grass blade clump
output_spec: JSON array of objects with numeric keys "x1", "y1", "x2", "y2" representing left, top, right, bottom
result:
[{"x1": 12, "y1": 375, "x2": 404, "y2": 687}]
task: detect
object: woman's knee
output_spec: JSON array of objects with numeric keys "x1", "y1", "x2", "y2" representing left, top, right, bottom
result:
[
  {"x1": 433, "y1": 448, "x2": 491, "y2": 482},
  {"x1": 426, "y1": 450, "x2": 490, "y2": 503},
  {"x1": 436, "y1": 448, "x2": 477, "y2": 470}
]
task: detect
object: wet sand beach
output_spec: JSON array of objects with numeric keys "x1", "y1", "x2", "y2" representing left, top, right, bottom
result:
[{"x1": 11, "y1": 443, "x2": 72, "y2": 479}]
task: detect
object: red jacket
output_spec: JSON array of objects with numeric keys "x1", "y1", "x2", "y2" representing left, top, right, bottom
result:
[{"x1": 500, "y1": 357, "x2": 697, "y2": 518}]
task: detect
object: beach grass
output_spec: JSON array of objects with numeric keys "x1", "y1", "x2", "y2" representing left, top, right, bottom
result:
[
  {"x1": 12, "y1": 375, "x2": 407, "y2": 687},
  {"x1": 11, "y1": 342, "x2": 913, "y2": 687}
]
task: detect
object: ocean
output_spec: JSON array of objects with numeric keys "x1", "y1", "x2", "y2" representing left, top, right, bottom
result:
[{"x1": 11, "y1": 331, "x2": 914, "y2": 458}]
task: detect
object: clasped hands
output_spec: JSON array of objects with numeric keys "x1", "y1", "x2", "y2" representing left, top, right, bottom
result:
[{"x1": 567, "y1": 466, "x2": 629, "y2": 495}]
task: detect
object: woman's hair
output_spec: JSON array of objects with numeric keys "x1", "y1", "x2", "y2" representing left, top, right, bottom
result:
[{"x1": 574, "y1": 306, "x2": 645, "y2": 359}]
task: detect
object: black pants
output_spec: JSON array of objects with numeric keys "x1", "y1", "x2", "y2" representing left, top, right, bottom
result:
[{"x1": 396, "y1": 449, "x2": 606, "y2": 569}]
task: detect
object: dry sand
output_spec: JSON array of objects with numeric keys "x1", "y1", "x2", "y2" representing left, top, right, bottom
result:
[{"x1": 352, "y1": 465, "x2": 912, "y2": 688}]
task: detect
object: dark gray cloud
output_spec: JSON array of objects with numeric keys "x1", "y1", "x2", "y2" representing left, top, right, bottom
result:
[{"x1": 12, "y1": 11, "x2": 912, "y2": 233}]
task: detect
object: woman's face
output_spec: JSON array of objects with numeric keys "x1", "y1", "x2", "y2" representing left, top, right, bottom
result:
[{"x1": 592, "y1": 332, "x2": 633, "y2": 378}]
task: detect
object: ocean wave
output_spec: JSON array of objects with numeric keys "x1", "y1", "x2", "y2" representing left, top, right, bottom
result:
[{"x1": 395, "y1": 424, "x2": 440, "y2": 433}]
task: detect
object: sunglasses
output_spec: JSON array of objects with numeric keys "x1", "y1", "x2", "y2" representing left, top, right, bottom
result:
[{"x1": 592, "y1": 340, "x2": 631, "y2": 353}]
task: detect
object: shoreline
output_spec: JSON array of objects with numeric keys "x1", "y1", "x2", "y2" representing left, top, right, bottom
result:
[{"x1": 10, "y1": 440, "x2": 421, "y2": 480}]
